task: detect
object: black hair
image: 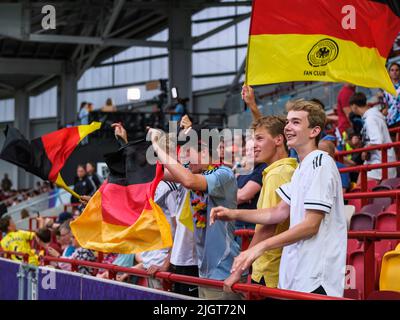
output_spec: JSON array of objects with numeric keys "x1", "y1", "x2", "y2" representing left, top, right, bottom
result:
[
  {"x1": 349, "y1": 92, "x2": 367, "y2": 107},
  {"x1": 0, "y1": 216, "x2": 11, "y2": 233},
  {"x1": 389, "y1": 62, "x2": 400, "y2": 70},
  {"x1": 36, "y1": 228, "x2": 52, "y2": 243},
  {"x1": 310, "y1": 98, "x2": 326, "y2": 110}
]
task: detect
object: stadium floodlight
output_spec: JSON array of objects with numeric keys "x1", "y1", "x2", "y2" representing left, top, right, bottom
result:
[{"x1": 127, "y1": 87, "x2": 141, "y2": 101}]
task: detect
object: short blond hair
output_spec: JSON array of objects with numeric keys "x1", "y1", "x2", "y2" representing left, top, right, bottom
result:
[
  {"x1": 251, "y1": 116, "x2": 288, "y2": 151},
  {"x1": 290, "y1": 100, "x2": 326, "y2": 144}
]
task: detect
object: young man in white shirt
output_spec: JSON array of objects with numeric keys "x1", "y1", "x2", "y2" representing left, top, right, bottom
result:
[{"x1": 210, "y1": 100, "x2": 347, "y2": 297}]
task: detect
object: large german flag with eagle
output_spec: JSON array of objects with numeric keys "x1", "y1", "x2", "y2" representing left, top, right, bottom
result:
[
  {"x1": 0, "y1": 122, "x2": 101, "y2": 199},
  {"x1": 70, "y1": 141, "x2": 173, "y2": 254},
  {"x1": 246, "y1": 0, "x2": 400, "y2": 94}
]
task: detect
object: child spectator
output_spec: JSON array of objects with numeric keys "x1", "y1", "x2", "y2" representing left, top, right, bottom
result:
[{"x1": 0, "y1": 216, "x2": 39, "y2": 265}]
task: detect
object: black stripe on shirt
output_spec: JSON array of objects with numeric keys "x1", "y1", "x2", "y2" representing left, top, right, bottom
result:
[
  {"x1": 278, "y1": 187, "x2": 291, "y2": 201},
  {"x1": 304, "y1": 202, "x2": 332, "y2": 210}
]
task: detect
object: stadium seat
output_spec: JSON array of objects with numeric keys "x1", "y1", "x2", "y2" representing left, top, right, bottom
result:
[
  {"x1": 367, "y1": 180, "x2": 379, "y2": 191},
  {"x1": 344, "y1": 205, "x2": 356, "y2": 229},
  {"x1": 348, "y1": 251, "x2": 366, "y2": 298},
  {"x1": 347, "y1": 239, "x2": 362, "y2": 261},
  {"x1": 376, "y1": 212, "x2": 397, "y2": 231},
  {"x1": 385, "y1": 203, "x2": 397, "y2": 213},
  {"x1": 380, "y1": 250, "x2": 400, "y2": 292},
  {"x1": 380, "y1": 177, "x2": 400, "y2": 189},
  {"x1": 348, "y1": 198, "x2": 362, "y2": 213},
  {"x1": 367, "y1": 290, "x2": 400, "y2": 300},
  {"x1": 344, "y1": 289, "x2": 361, "y2": 300},
  {"x1": 372, "y1": 197, "x2": 392, "y2": 210},
  {"x1": 350, "y1": 212, "x2": 375, "y2": 231},
  {"x1": 358, "y1": 203, "x2": 386, "y2": 216}
]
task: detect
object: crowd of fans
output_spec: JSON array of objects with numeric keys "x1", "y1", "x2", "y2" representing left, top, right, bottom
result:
[{"x1": 1, "y1": 62, "x2": 399, "y2": 299}]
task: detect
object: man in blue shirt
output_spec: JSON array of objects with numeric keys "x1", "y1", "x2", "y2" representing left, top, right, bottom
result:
[{"x1": 148, "y1": 126, "x2": 243, "y2": 299}]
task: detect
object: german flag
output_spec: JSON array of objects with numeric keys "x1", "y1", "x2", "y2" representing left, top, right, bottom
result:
[
  {"x1": 0, "y1": 122, "x2": 101, "y2": 199},
  {"x1": 70, "y1": 141, "x2": 173, "y2": 254},
  {"x1": 246, "y1": 0, "x2": 400, "y2": 95}
]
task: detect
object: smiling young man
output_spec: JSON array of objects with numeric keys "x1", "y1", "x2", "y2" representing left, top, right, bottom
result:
[
  {"x1": 224, "y1": 116, "x2": 297, "y2": 292},
  {"x1": 210, "y1": 100, "x2": 347, "y2": 297}
]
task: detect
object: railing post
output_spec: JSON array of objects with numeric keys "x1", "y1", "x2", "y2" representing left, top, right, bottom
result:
[
  {"x1": 397, "y1": 193, "x2": 400, "y2": 232},
  {"x1": 382, "y1": 148, "x2": 388, "y2": 180},
  {"x1": 360, "y1": 171, "x2": 368, "y2": 206},
  {"x1": 363, "y1": 238, "x2": 375, "y2": 299}
]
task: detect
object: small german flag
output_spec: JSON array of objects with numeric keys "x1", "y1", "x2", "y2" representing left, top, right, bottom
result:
[
  {"x1": 246, "y1": 0, "x2": 400, "y2": 95},
  {"x1": 70, "y1": 141, "x2": 173, "y2": 254},
  {"x1": 0, "y1": 122, "x2": 101, "y2": 199}
]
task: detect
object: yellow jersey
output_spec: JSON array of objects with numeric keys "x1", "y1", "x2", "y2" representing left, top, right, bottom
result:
[
  {"x1": 0, "y1": 230, "x2": 39, "y2": 265},
  {"x1": 251, "y1": 158, "x2": 297, "y2": 287}
]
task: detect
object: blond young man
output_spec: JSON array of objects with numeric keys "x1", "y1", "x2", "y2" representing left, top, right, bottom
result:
[
  {"x1": 211, "y1": 101, "x2": 347, "y2": 297},
  {"x1": 224, "y1": 116, "x2": 297, "y2": 291}
]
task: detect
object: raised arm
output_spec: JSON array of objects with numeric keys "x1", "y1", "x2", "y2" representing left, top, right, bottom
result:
[
  {"x1": 242, "y1": 85, "x2": 262, "y2": 121},
  {"x1": 210, "y1": 199, "x2": 290, "y2": 226},
  {"x1": 231, "y1": 209, "x2": 324, "y2": 273}
]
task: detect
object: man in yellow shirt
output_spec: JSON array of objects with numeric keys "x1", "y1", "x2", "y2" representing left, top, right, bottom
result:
[
  {"x1": 0, "y1": 216, "x2": 39, "y2": 265},
  {"x1": 223, "y1": 115, "x2": 297, "y2": 291}
]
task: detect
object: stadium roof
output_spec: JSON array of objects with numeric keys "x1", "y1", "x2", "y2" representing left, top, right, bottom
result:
[{"x1": 0, "y1": 0, "x2": 252, "y2": 99}]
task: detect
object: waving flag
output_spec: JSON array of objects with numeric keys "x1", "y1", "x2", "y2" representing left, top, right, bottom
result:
[
  {"x1": 0, "y1": 122, "x2": 101, "y2": 199},
  {"x1": 246, "y1": 0, "x2": 400, "y2": 95},
  {"x1": 70, "y1": 141, "x2": 173, "y2": 254}
]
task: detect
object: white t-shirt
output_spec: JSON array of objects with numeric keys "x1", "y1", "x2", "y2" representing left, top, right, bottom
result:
[
  {"x1": 170, "y1": 185, "x2": 198, "y2": 266},
  {"x1": 276, "y1": 150, "x2": 347, "y2": 297},
  {"x1": 362, "y1": 106, "x2": 396, "y2": 180},
  {"x1": 141, "y1": 181, "x2": 177, "y2": 269}
]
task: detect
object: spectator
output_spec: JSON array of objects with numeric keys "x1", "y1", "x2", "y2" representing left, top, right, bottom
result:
[
  {"x1": 101, "y1": 98, "x2": 117, "y2": 112},
  {"x1": 235, "y1": 138, "x2": 267, "y2": 230},
  {"x1": 342, "y1": 130, "x2": 363, "y2": 184},
  {"x1": 170, "y1": 98, "x2": 188, "y2": 122},
  {"x1": 70, "y1": 165, "x2": 95, "y2": 205},
  {"x1": 70, "y1": 235, "x2": 96, "y2": 275},
  {"x1": 383, "y1": 62, "x2": 400, "y2": 128},
  {"x1": 145, "y1": 125, "x2": 243, "y2": 300},
  {"x1": 86, "y1": 162, "x2": 103, "y2": 190},
  {"x1": 349, "y1": 92, "x2": 397, "y2": 181},
  {"x1": 225, "y1": 114, "x2": 297, "y2": 290},
  {"x1": 169, "y1": 185, "x2": 199, "y2": 297},
  {"x1": 318, "y1": 140, "x2": 350, "y2": 194},
  {"x1": 35, "y1": 227, "x2": 63, "y2": 257},
  {"x1": 211, "y1": 100, "x2": 347, "y2": 297},
  {"x1": 20, "y1": 209, "x2": 29, "y2": 220},
  {"x1": 140, "y1": 180, "x2": 178, "y2": 290},
  {"x1": 336, "y1": 83, "x2": 356, "y2": 136},
  {"x1": 0, "y1": 216, "x2": 39, "y2": 265},
  {"x1": 78, "y1": 101, "x2": 89, "y2": 125},
  {"x1": 1, "y1": 174, "x2": 12, "y2": 192}
]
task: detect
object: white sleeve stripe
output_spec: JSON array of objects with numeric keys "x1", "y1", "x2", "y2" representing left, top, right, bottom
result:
[
  {"x1": 304, "y1": 202, "x2": 331, "y2": 209},
  {"x1": 277, "y1": 187, "x2": 291, "y2": 201},
  {"x1": 304, "y1": 203, "x2": 331, "y2": 213}
]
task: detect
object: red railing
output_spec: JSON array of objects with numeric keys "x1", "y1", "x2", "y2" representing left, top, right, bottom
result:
[
  {"x1": 336, "y1": 141, "x2": 400, "y2": 183},
  {"x1": 0, "y1": 250, "x2": 29, "y2": 263},
  {"x1": 37, "y1": 255, "x2": 347, "y2": 300}
]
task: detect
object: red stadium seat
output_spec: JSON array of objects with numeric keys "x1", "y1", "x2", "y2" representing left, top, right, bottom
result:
[
  {"x1": 344, "y1": 289, "x2": 362, "y2": 300},
  {"x1": 372, "y1": 197, "x2": 392, "y2": 210},
  {"x1": 347, "y1": 239, "x2": 362, "y2": 262},
  {"x1": 380, "y1": 177, "x2": 400, "y2": 189},
  {"x1": 367, "y1": 290, "x2": 400, "y2": 300},
  {"x1": 367, "y1": 180, "x2": 379, "y2": 191},
  {"x1": 350, "y1": 213, "x2": 375, "y2": 231},
  {"x1": 348, "y1": 198, "x2": 362, "y2": 213},
  {"x1": 348, "y1": 251, "x2": 366, "y2": 298},
  {"x1": 385, "y1": 203, "x2": 398, "y2": 213},
  {"x1": 358, "y1": 204, "x2": 386, "y2": 216},
  {"x1": 376, "y1": 212, "x2": 397, "y2": 231}
]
